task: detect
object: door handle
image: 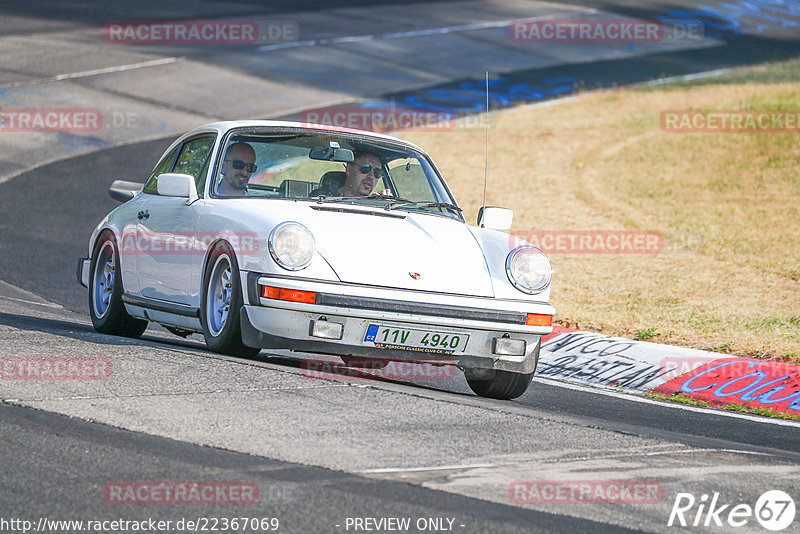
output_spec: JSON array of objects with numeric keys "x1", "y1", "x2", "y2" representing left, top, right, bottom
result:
[{"x1": 137, "y1": 210, "x2": 150, "y2": 220}]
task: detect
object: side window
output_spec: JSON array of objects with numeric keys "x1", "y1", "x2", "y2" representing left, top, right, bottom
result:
[
  {"x1": 143, "y1": 146, "x2": 179, "y2": 194},
  {"x1": 173, "y1": 136, "x2": 216, "y2": 197}
]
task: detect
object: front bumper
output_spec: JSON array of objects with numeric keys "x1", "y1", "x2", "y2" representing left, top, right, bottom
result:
[{"x1": 240, "y1": 273, "x2": 553, "y2": 375}]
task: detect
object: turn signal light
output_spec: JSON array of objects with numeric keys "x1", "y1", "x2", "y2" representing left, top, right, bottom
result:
[
  {"x1": 261, "y1": 285, "x2": 317, "y2": 304},
  {"x1": 526, "y1": 313, "x2": 553, "y2": 327}
]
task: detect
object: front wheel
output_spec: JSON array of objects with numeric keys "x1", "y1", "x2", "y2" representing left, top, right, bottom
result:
[
  {"x1": 465, "y1": 369, "x2": 533, "y2": 400},
  {"x1": 200, "y1": 242, "x2": 261, "y2": 358},
  {"x1": 89, "y1": 232, "x2": 148, "y2": 338}
]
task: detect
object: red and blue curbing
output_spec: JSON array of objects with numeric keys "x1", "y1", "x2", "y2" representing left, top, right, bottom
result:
[
  {"x1": 538, "y1": 327, "x2": 800, "y2": 417},
  {"x1": 653, "y1": 358, "x2": 800, "y2": 414}
]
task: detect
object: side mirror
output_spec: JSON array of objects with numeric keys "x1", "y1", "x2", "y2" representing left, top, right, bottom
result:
[
  {"x1": 108, "y1": 180, "x2": 143, "y2": 203},
  {"x1": 477, "y1": 206, "x2": 513, "y2": 230},
  {"x1": 157, "y1": 173, "x2": 198, "y2": 203}
]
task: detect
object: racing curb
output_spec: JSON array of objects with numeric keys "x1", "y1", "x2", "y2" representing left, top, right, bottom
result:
[{"x1": 538, "y1": 327, "x2": 800, "y2": 416}]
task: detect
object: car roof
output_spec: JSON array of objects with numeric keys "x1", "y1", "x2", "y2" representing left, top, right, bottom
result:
[{"x1": 185, "y1": 120, "x2": 427, "y2": 153}]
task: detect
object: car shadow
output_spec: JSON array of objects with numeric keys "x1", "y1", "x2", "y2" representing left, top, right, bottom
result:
[{"x1": 0, "y1": 310, "x2": 474, "y2": 396}]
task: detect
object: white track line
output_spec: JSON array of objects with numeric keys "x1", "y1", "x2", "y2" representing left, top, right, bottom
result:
[
  {"x1": 0, "y1": 57, "x2": 180, "y2": 89},
  {"x1": 0, "y1": 295, "x2": 62, "y2": 308},
  {"x1": 258, "y1": 12, "x2": 595, "y2": 51},
  {"x1": 361, "y1": 463, "x2": 494, "y2": 474},
  {"x1": 359, "y1": 448, "x2": 772, "y2": 475},
  {"x1": 534, "y1": 377, "x2": 800, "y2": 428}
]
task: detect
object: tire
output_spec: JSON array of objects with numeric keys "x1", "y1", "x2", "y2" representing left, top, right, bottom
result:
[
  {"x1": 465, "y1": 369, "x2": 534, "y2": 400},
  {"x1": 200, "y1": 241, "x2": 261, "y2": 358},
  {"x1": 89, "y1": 232, "x2": 148, "y2": 338},
  {"x1": 340, "y1": 356, "x2": 389, "y2": 369}
]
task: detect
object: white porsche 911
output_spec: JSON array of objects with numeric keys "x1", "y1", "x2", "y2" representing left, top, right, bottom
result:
[{"x1": 77, "y1": 121, "x2": 554, "y2": 400}]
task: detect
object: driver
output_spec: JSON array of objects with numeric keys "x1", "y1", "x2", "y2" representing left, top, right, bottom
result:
[
  {"x1": 311, "y1": 150, "x2": 391, "y2": 197},
  {"x1": 216, "y1": 142, "x2": 257, "y2": 196}
]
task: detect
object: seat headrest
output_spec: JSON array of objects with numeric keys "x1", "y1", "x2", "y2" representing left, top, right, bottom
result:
[{"x1": 320, "y1": 171, "x2": 347, "y2": 190}]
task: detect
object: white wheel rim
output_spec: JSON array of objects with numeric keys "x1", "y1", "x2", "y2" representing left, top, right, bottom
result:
[
  {"x1": 206, "y1": 254, "x2": 233, "y2": 337},
  {"x1": 92, "y1": 241, "x2": 115, "y2": 318}
]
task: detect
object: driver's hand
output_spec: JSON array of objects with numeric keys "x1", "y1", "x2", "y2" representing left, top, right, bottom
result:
[{"x1": 375, "y1": 188, "x2": 392, "y2": 196}]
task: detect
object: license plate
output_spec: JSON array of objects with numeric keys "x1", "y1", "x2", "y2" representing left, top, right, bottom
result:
[{"x1": 363, "y1": 324, "x2": 469, "y2": 354}]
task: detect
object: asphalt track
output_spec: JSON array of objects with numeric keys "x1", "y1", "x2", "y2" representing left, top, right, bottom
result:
[{"x1": 1, "y1": 1, "x2": 799, "y2": 533}]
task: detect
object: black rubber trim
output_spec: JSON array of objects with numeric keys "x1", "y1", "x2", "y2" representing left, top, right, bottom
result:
[
  {"x1": 314, "y1": 293, "x2": 526, "y2": 324},
  {"x1": 76, "y1": 257, "x2": 88, "y2": 288},
  {"x1": 122, "y1": 293, "x2": 200, "y2": 318},
  {"x1": 247, "y1": 272, "x2": 261, "y2": 306}
]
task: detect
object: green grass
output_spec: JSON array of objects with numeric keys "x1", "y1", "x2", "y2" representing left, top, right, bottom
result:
[
  {"x1": 645, "y1": 392, "x2": 800, "y2": 421},
  {"x1": 645, "y1": 392, "x2": 710, "y2": 408},
  {"x1": 635, "y1": 327, "x2": 659, "y2": 341},
  {"x1": 642, "y1": 57, "x2": 800, "y2": 88}
]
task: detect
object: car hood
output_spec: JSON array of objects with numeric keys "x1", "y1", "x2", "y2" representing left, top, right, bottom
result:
[{"x1": 306, "y1": 207, "x2": 494, "y2": 297}]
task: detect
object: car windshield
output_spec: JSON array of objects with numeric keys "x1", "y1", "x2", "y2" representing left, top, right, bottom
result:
[{"x1": 212, "y1": 129, "x2": 461, "y2": 220}]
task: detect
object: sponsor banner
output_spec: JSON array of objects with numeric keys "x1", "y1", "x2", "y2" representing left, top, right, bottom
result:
[
  {"x1": 510, "y1": 480, "x2": 663, "y2": 504},
  {"x1": 661, "y1": 110, "x2": 800, "y2": 133},
  {"x1": 652, "y1": 358, "x2": 800, "y2": 414},
  {"x1": 538, "y1": 331, "x2": 732, "y2": 392},
  {"x1": 104, "y1": 482, "x2": 258, "y2": 505},
  {"x1": 2, "y1": 357, "x2": 111, "y2": 380}
]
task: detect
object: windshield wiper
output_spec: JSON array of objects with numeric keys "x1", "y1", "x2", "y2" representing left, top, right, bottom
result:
[
  {"x1": 315, "y1": 194, "x2": 413, "y2": 204},
  {"x1": 384, "y1": 200, "x2": 462, "y2": 213}
]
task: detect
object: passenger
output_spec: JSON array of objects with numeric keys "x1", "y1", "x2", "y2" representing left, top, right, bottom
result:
[{"x1": 216, "y1": 142, "x2": 257, "y2": 196}]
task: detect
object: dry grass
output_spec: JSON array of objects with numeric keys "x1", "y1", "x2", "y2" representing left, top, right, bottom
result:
[{"x1": 399, "y1": 61, "x2": 800, "y2": 361}]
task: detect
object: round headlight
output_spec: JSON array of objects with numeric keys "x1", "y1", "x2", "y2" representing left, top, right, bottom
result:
[
  {"x1": 268, "y1": 222, "x2": 315, "y2": 271},
  {"x1": 506, "y1": 246, "x2": 551, "y2": 294}
]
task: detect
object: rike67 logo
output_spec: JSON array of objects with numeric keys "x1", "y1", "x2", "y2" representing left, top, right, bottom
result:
[{"x1": 668, "y1": 490, "x2": 795, "y2": 531}]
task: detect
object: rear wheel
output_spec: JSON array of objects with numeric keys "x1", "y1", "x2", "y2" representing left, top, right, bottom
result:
[
  {"x1": 465, "y1": 369, "x2": 533, "y2": 400},
  {"x1": 89, "y1": 232, "x2": 148, "y2": 338},
  {"x1": 200, "y1": 242, "x2": 261, "y2": 358}
]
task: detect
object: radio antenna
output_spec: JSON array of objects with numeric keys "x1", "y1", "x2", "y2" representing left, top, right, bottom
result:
[{"x1": 481, "y1": 71, "x2": 489, "y2": 226}]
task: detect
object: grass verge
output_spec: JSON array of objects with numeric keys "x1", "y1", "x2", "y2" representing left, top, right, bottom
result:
[
  {"x1": 645, "y1": 392, "x2": 800, "y2": 422},
  {"x1": 400, "y1": 58, "x2": 800, "y2": 361}
]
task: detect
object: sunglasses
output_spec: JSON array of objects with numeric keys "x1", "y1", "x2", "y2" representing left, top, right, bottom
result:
[
  {"x1": 358, "y1": 163, "x2": 385, "y2": 179},
  {"x1": 225, "y1": 159, "x2": 258, "y2": 173}
]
